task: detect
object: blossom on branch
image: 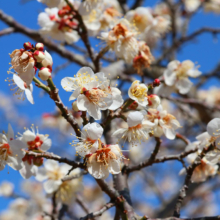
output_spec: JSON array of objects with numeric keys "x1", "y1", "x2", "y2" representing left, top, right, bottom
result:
[
  {"x1": 19, "y1": 125, "x2": 52, "y2": 179},
  {"x1": 145, "y1": 105, "x2": 181, "y2": 139},
  {"x1": 0, "y1": 124, "x2": 25, "y2": 171},
  {"x1": 113, "y1": 111, "x2": 153, "y2": 146},
  {"x1": 163, "y1": 60, "x2": 202, "y2": 94},
  {"x1": 36, "y1": 160, "x2": 81, "y2": 204},
  {"x1": 61, "y1": 67, "x2": 123, "y2": 120}
]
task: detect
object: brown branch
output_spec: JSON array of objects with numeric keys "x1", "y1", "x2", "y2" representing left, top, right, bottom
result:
[
  {"x1": 76, "y1": 195, "x2": 90, "y2": 214},
  {"x1": 139, "y1": 216, "x2": 220, "y2": 220},
  {"x1": 25, "y1": 151, "x2": 85, "y2": 169},
  {"x1": 0, "y1": 9, "x2": 90, "y2": 67},
  {"x1": 156, "y1": 27, "x2": 220, "y2": 63},
  {"x1": 62, "y1": 170, "x2": 88, "y2": 182},
  {"x1": 80, "y1": 202, "x2": 115, "y2": 220},
  {"x1": 125, "y1": 147, "x2": 198, "y2": 173},
  {"x1": 64, "y1": 0, "x2": 97, "y2": 70},
  {"x1": 0, "y1": 27, "x2": 14, "y2": 37},
  {"x1": 173, "y1": 145, "x2": 213, "y2": 217}
]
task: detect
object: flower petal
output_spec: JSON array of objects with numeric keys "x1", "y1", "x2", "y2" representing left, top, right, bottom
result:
[
  {"x1": 207, "y1": 118, "x2": 220, "y2": 137},
  {"x1": 43, "y1": 179, "x2": 61, "y2": 194}
]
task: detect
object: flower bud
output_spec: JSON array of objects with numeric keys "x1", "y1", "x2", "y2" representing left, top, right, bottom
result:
[
  {"x1": 41, "y1": 50, "x2": 53, "y2": 68},
  {"x1": 153, "y1": 79, "x2": 160, "y2": 87},
  {"x1": 33, "y1": 51, "x2": 45, "y2": 62},
  {"x1": 23, "y1": 42, "x2": 32, "y2": 50},
  {"x1": 35, "y1": 43, "x2": 44, "y2": 51},
  {"x1": 72, "y1": 101, "x2": 79, "y2": 111},
  {"x1": 38, "y1": 67, "x2": 51, "y2": 81},
  {"x1": 148, "y1": 95, "x2": 161, "y2": 109}
]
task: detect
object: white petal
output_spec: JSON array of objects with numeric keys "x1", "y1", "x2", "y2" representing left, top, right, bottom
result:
[
  {"x1": 7, "y1": 156, "x2": 22, "y2": 170},
  {"x1": 108, "y1": 159, "x2": 121, "y2": 174},
  {"x1": 127, "y1": 111, "x2": 144, "y2": 127},
  {"x1": 69, "y1": 87, "x2": 81, "y2": 101},
  {"x1": 9, "y1": 140, "x2": 25, "y2": 159},
  {"x1": 108, "y1": 87, "x2": 124, "y2": 110},
  {"x1": 41, "y1": 138, "x2": 52, "y2": 151},
  {"x1": 35, "y1": 167, "x2": 48, "y2": 182},
  {"x1": 25, "y1": 87, "x2": 34, "y2": 104},
  {"x1": 19, "y1": 163, "x2": 38, "y2": 179},
  {"x1": 77, "y1": 66, "x2": 94, "y2": 78},
  {"x1": 163, "y1": 127, "x2": 176, "y2": 140},
  {"x1": 77, "y1": 94, "x2": 89, "y2": 111},
  {"x1": 187, "y1": 69, "x2": 201, "y2": 78},
  {"x1": 82, "y1": 122, "x2": 103, "y2": 140},
  {"x1": 176, "y1": 78, "x2": 193, "y2": 94},
  {"x1": 22, "y1": 129, "x2": 36, "y2": 143},
  {"x1": 43, "y1": 179, "x2": 61, "y2": 194},
  {"x1": 7, "y1": 124, "x2": 14, "y2": 140},
  {"x1": 42, "y1": 50, "x2": 53, "y2": 67},
  {"x1": 44, "y1": 160, "x2": 59, "y2": 172},
  {"x1": 164, "y1": 69, "x2": 176, "y2": 86},
  {"x1": 85, "y1": 101, "x2": 102, "y2": 120},
  {"x1": 59, "y1": 163, "x2": 72, "y2": 176},
  {"x1": 207, "y1": 118, "x2": 220, "y2": 137},
  {"x1": 61, "y1": 77, "x2": 78, "y2": 91},
  {"x1": 13, "y1": 74, "x2": 25, "y2": 90}
]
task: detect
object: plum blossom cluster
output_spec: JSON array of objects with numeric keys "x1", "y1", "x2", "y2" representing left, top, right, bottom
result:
[
  {"x1": 72, "y1": 122, "x2": 126, "y2": 179},
  {"x1": 61, "y1": 67, "x2": 123, "y2": 120},
  {"x1": 7, "y1": 42, "x2": 53, "y2": 104},
  {"x1": 0, "y1": 123, "x2": 52, "y2": 179}
]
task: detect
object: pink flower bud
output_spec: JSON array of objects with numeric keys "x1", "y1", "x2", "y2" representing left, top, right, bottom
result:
[
  {"x1": 35, "y1": 43, "x2": 44, "y2": 51},
  {"x1": 33, "y1": 51, "x2": 45, "y2": 62},
  {"x1": 33, "y1": 157, "x2": 44, "y2": 167},
  {"x1": 38, "y1": 67, "x2": 51, "y2": 81},
  {"x1": 153, "y1": 79, "x2": 160, "y2": 87},
  {"x1": 148, "y1": 95, "x2": 161, "y2": 109},
  {"x1": 23, "y1": 42, "x2": 32, "y2": 50},
  {"x1": 72, "y1": 101, "x2": 79, "y2": 111}
]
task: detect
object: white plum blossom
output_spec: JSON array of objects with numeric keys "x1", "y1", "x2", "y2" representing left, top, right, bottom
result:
[
  {"x1": 125, "y1": 7, "x2": 154, "y2": 33},
  {"x1": 19, "y1": 126, "x2": 52, "y2": 179},
  {"x1": 0, "y1": 124, "x2": 25, "y2": 171},
  {"x1": 0, "y1": 181, "x2": 14, "y2": 197},
  {"x1": 196, "y1": 118, "x2": 220, "y2": 164},
  {"x1": 101, "y1": 18, "x2": 139, "y2": 63},
  {"x1": 8, "y1": 49, "x2": 35, "y2": 85},
  {"x1": 78, "y1": 0, "x2": 102, "y2": 15},
  {"x1": 38, "y1": 7, "x2": 79, "y2": 44},
  {"x1": 164, "y1": 60, "x2": 202, "y2": 94},
  {"x1": 12, "y1": 74, "x2": 34, "y2": 104},
  {"x1": 145, "y1": 105, "x2": 181, "y2": 139},
  {"x1": 179, "y1": 141, "x2": 218, "y2": 182},
  {"x1": 113, "y1": 111, "x2": 153, "y2": 146},
  {"x1": 87, "y1": 142, "x2": 124, "y2": 179},
  {"x1": 61, "y1": 67, "x2": 123, "y2": 120},
  {"x1": 36, "y1": 160, "x2": 71, "y2": 194},
  {"x1": 204, "y1": 0, "x2": 220, "y2": 14},
  {"x1": 184, "y1": 0, "x2": 201, "y2": 13},
  {"x1": 36, "y1": 160, "x2": 81, "y2": 204},
  {"x1": 73, "y1": 122, "x2": 103, "y2": 158},
  {"x1": 128, "y1": 80, "x2": 148, "y2": 107}
]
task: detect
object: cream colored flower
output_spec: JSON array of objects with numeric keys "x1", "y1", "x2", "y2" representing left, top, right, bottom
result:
[
  {"x1": 87, "y1": 142, "x2": 124, "y2": 179},
  {"x1": 128, "y1": 80, "x2": 148, "y2": 106}
]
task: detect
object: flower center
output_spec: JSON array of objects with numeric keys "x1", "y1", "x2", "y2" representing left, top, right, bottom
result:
[
  {"x1": 84, "y1": 88, "x2": 108, "y2": 106},
  {"x1": 0, "y1": 144, "x2": 12, "y2": 165},
  {"x1": 113, "y1": 23, "x2": 128, "y2": 38},
  {"x1": 131, "y1": 84, "x2": 147, "y2": 99},
  {"x1": 27, "y1": 136, "x2": 43, "y2": 150},
  {"x1": 95, "y1": 148, "x2": 116, "y2": 165}
]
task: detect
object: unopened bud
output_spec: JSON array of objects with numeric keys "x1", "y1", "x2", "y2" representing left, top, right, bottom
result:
[
  {"x1": 153, "y1": 79, "x2": 160, "y2": 87},
  {"x1": 23, "y1": 42, "x2": 32, "y2": 50},
  {"x1": 148, "y1": 95, "x2": 161, "y2": 109},
  {"x1": 72, "y1": 101, "x2": 79, "y2": 111},
  {"x1": 33, "y1": 51, "x2": 45, "y2": 62},
  {"x1": 35, "y1": 43, "x2": 44, "y2": 51},
  {"x1": 41, "y1": 50, "x2": 53, "y2": 68},
  {"x1": 38, "y1": 67, "x2": 51, "y2": 81}
]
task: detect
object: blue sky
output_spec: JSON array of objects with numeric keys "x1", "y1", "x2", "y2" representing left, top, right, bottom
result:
[{"x1": 0, "y1": 0, "x2": 220, "y2": 216}]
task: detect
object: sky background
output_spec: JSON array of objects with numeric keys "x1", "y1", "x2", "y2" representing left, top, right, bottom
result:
[{"x1": 0, "y1": 0, "x2": 220, "y2": 217}]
